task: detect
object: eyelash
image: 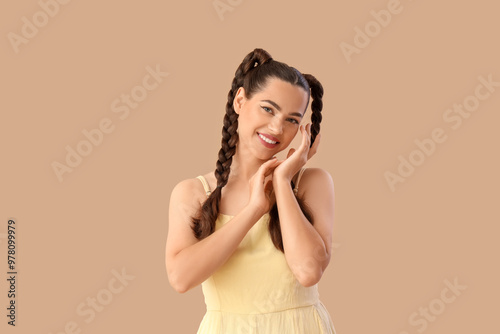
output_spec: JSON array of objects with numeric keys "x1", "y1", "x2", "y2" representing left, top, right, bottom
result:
[{"x1": 261, "y1": 106, "x2": 299, "y2": 124}]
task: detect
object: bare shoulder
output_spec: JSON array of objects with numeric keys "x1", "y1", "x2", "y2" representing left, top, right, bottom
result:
[
  {"x1": 299, "y1": 167, "x2": 334, "y2": 195},
  {"x1": 171, "y1": 176, "x2": 206, "y2": 196},
  {"x1": 169, "y1": 176, "x2": 208, "y2": 214},
  {"x1": 166, "y1": 175, "x2": 208, "y2": 258}
]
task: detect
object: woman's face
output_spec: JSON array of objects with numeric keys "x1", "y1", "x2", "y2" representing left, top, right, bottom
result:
[{"x1": 233, "y1": 77, "x2": 309, "y2": 160}]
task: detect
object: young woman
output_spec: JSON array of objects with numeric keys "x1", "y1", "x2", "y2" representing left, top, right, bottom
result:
[{"x1": 166, "y1": 48, "x2": 336, "y2": 333}]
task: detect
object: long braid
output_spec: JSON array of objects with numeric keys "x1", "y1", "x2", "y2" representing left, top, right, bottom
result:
[
  {"x1": 302, "y1": 73, "x2": 324, "y2": 148},
  {"x1": 215, "y1": 49, "x2": 272, "y2": 187},
  {"x1": 191, "y1": 48, "x2": 272, "y2": 240}
]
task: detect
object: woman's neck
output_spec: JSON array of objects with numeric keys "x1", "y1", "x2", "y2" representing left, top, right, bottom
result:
[{"x1": 229, "y1": 148, "x2": 269, "y2": 183}]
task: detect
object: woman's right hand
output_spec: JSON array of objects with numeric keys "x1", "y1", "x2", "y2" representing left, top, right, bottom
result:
[{"x1": 247, "y1": 157, "x2": 282, "y2": 216}]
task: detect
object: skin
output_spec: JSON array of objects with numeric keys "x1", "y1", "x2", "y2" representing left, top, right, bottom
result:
[{"x1": 165, "y1": 77, "x2": 335, "y2": 293}]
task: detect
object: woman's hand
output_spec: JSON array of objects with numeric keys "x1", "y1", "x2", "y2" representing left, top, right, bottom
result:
[
  {"x1": 247, "y1": 157, "x2": 282, "y2": 216},
  {"x1": 274, "y1": 123, "x2": 321, "y2": 182}
]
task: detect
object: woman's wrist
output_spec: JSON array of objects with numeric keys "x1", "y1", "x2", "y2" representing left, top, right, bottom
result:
[
  {"x1": 243, "y1": 203, "x2": 269, "y2": 221},
  {"x1": 273, "y1": 172, "x2": 292, "y2": 185}
]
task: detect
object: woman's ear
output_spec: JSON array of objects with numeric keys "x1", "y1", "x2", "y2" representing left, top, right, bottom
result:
[{"x1": 233, "y1": 87, "x2": 246, "y2": 114}]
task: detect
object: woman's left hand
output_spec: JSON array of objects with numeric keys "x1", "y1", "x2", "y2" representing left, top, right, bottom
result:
[{"x1": 273, "y1": 123, "x2": 321, "y2": 182}]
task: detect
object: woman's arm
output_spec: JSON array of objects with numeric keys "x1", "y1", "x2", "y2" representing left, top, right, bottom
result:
[
  {"x1": 165, "y1": 178, "x2": 263, "y2": 294},
  {"x1": 272, "y1": 167, "x2": 335, "y2": 287}
]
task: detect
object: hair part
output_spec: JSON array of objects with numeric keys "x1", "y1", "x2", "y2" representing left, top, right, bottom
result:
[{"x1": 191, "y1": 48, "x2": 324, "y2": 252}]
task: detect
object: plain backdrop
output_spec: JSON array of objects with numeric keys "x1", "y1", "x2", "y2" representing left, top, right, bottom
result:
[{"x1": 1, "y1": 0, "x2": 499, "y2": 333}]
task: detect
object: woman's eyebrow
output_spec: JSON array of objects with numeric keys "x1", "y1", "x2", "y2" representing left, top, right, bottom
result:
[{"x1": 261, "y1": 99, "x2": 304, "y2": 118}]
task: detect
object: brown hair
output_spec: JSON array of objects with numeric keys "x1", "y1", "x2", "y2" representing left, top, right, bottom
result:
[{"x1": 191, "y1": 48, "x2": 324, "y2": 252}]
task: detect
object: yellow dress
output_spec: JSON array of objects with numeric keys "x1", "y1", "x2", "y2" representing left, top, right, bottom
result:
[{"x1": 195, "y1": 168, "x2": 336, "y2": 334}]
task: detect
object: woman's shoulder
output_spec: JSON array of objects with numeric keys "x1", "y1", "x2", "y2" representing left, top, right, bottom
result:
[
  {"x1": 170, "y1": 173, "x2": 212, "y2": 205},
  {"x1": 298, "y1": 167, "x2": 334, "y2": 193},
  {"x1": 302, "y1": 166, "x2": 332, "y2": 177}
]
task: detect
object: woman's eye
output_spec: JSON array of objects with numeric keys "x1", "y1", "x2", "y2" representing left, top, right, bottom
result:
[{"x1": 261, "y1": 105, "x2": 298, "y2": 124}]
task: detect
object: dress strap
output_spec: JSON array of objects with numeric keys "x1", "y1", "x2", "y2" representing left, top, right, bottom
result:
[
  {"x1": 293, "y1": 167, "x2": 306, "y2": 196},
  {"x1": 196, "y1": 175, "x2": 212, "y2": 198}
]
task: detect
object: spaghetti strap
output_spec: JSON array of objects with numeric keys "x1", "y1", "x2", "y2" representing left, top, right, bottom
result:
[
  {"x1": 196, "y1": 175, "x2": 212, "y2": 198},
  {"x1": 293, "y1": 167, "x2": 306, "y2": 196}
]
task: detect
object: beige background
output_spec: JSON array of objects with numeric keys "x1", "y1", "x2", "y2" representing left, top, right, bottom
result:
[{"x1": 1, "y1": 0, "x2": 499, "y2": 333}]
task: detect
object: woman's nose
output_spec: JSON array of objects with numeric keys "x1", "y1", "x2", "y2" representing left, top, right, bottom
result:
[{"x1": 268, "y1": 118, "x2": 283, "y2": 135}]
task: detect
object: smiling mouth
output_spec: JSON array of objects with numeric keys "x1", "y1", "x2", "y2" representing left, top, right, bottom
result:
[{"x1": 257, "y1": 133, "x2": 279, "y2": 144}]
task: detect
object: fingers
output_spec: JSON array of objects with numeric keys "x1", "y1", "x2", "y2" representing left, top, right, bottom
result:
[
  {"x1": 276, "y1": 123, "x2": 313, "y2": 167},
  {"x1": 264, "y1": 159, "x2": 281, "y2": 177},
  {"x1": 301, "y1": 123, "x2": 311, "y2": 148},
  {"x1": 300, "y1": 123, "x2": 322, "y2": 160},
  {"x1": 294, "y1": 123, "x2": 311, "y2": 158},
  {"x1": 313, "y1": 132, "x2": 321, "y2": 150},
  {"x1": 308, "y1": 132, "x2": 320, "y2": 159},
  {"x1": 257, "y1": 158, "x2": 280, "y2": 180}
]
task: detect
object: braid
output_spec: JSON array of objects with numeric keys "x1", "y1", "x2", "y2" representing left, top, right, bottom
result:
[
  {"x1": 302, "y1": 74, "x2": 324, "y2": 148},
  {"x1": 191, "y1": 48, "x2": 272, "y2": 240},
  {"x1": 216, "y1": 49, "x2": 272, "y2": 188}
]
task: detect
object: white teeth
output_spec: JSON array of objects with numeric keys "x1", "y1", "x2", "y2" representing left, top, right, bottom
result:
[{"x1": 258, "y1": 133, "x2": 277, "y2": 144}]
